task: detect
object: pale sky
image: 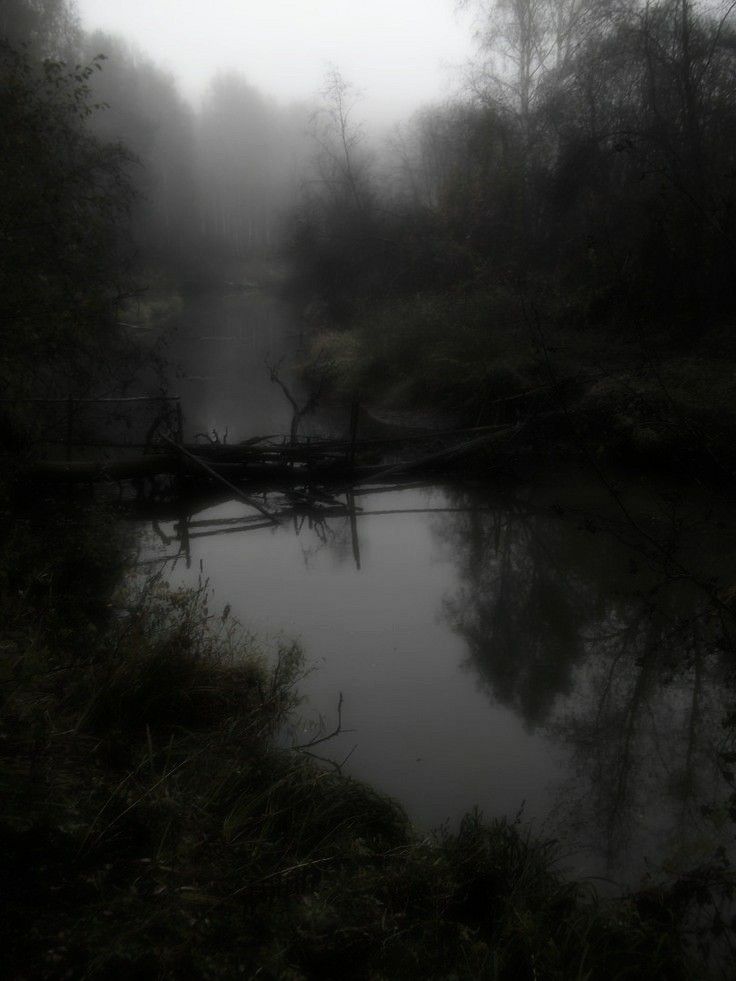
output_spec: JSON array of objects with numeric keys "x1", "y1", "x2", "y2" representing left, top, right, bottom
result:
[{"x1": 75, "y1": 0, "x2": 475, "y2": 123}]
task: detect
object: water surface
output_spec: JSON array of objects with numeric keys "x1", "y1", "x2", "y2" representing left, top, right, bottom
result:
[
  {"x1": 140, "y1": 284, "x2": 736, "y2": 889},
  {"x1": 138, "y1": 476, "x2": 736, "y2": 888}
]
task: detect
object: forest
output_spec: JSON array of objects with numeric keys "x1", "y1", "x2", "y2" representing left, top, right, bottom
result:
[
  {"x1": 289, "y1": 0, "x2": 736, "y2": 473},
  {"x1": 6, "y1": 0, "x2": 736, "y2": 455},
  {"x1": 1, "y1": 0, "x2": 309, "y2": 414},
  {"x1": 3, "y1": 0, "x2": 736, "y2": 978}
]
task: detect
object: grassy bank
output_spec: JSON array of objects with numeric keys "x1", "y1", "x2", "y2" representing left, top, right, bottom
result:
[
  {"x1": 302, "y1": 285, "x2": 736, "y2": 481},
  {"x1": 1, "y1": 502, "x2": 731, "y2": 979}
]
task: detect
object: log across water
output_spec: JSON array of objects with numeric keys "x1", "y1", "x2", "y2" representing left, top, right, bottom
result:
[{"x1": 20, "y1": 424, "x2": 518, "y2": 489}]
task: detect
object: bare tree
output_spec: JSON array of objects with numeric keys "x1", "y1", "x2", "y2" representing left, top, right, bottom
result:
[
  {"x1": 459, "y1": 0, "x2": 603, "y2": 120},
  {"x1": 308, "y1": 67, "x2": 372, "y2": 213},
  {"x1": 266, "y1": 358, "x2": 324, "y2": 445}
]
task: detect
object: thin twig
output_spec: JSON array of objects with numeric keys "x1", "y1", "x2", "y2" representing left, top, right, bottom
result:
[{"x1": 294, "y1": 693, "x2": 354, "y2": 750}]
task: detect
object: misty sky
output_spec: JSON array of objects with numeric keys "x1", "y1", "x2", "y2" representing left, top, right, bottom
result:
[{"x1": 75, "y1": 0, "x2": 475, "y2": 122}]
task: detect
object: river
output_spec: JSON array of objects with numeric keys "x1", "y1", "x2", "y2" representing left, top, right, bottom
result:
[{"x1": 137, "y1": 281, "x2": 736, "y2": 890}]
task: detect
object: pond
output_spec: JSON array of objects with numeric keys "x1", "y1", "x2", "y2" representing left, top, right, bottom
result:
[{"x1": 140, "y1": 284, "x2": 736, "y2": 891}]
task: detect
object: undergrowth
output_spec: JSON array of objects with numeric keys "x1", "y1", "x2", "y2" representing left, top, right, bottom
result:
[
  {"x1": 304, "y1": 287, "x2": 736, "y2": 479},
  {"x1": 0, "y1": 502, "x2": 729, "y2": 978}
]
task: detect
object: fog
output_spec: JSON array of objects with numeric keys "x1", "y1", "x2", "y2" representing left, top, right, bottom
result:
[
  {"x1": 5, "y1": 0, "x2": 736, "y2": 973},
  {"x1": 75, "y1": 0, "x2": 474, "y2": 125}
]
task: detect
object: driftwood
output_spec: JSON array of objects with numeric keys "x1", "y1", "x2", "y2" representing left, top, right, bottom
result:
[
  {"x1": 19, "y1": 421, "x2": 517, "y2": 500},
  {"x1": 24, "y1": 453, "x2": 181, "y2": 482},
  {"x1": 159, "y1": 433, "x2": 278, "y2": 524}
]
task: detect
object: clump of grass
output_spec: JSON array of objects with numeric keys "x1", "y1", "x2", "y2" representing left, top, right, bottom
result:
[{"x1": 72, "y1": 577, "x2": 299, "y2": 745}]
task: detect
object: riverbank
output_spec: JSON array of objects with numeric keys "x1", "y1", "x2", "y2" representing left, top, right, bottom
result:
[
  {"x1": 300, "y1": 291, "x2": 736, "y2": 484},
  {"x1": 1, "y1": 498, "x2": 732, "y2": 979}
]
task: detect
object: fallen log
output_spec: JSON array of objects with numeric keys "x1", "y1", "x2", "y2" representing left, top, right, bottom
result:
[
  {"x1": 182, "y1": 423, "x2": 510, "y2": 464},
  {"x1": 334, "y1": 424, "x2": 519, "y2": 489},
  {"x1": 24, "y1": 453, "x2": 180, "y2": 482},
  {"x1": 159, "y1": 433, "x2": 278, "y2": 525},
  {"x1": 19, "y1": 422, "x2": 518, "y2": 492}
]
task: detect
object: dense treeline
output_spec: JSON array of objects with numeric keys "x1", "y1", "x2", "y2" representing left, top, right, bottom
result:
[
  {"x1": 80, "y1": 35, "x2": 310, "y2": 278},
  {"x1": 0, "y1": 0, "x2": 308, "y2": 409},
  {"x1": 291, "y1": 0, "x2": 736, "y2": 447}
]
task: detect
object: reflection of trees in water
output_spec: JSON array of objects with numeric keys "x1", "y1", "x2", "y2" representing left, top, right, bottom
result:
[
  {"x1": 294, "y1": 509, "x2": 355, "y2": 569},
  {"x1": 556, "y1": 604, "x2": 729, "y2": 876},
  {"x1": 441, "y1": 506, "x2": 588, "y2": 727},
  {"x1": 436, "y1": 491, "x2": 736, "y2": 878}
]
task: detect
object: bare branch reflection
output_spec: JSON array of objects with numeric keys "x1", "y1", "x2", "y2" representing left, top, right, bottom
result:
[{"x1": 435, "y1": 485, "x2": 736, "y2": 878}]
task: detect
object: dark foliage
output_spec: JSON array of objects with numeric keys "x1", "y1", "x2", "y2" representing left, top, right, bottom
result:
[{"x1": 0, "y1": 36, "x2": 134, "y2": 399}]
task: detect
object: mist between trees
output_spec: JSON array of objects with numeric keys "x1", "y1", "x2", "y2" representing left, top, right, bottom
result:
[
  {"x1": 4, "y1": 0, "x2": 736, "y2": 452},
  {"x1": 288, "y1": 0, "x2": 736, "y2": 462},
  {"x1": 2, "y1": 0, "x2": 313, "y2": 282}
]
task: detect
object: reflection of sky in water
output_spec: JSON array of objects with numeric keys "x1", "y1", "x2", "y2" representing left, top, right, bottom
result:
[{"x1": 137, "y1": 481, "x2": 736, "y2": 889}]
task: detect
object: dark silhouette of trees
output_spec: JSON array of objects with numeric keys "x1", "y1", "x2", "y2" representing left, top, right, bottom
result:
[
  {"x1": 290, "y1": 69, "x2": 382, "y2": 321},
  {"x1": 0, "y1": 0, "x2": 79, "y2": 58},
  {"x1": 80, "y1": 31, "x2": 202, "y2": 277},
  {"x1": 283, "y1": 0, "x2": 736, "y2": 453},
  {"x1": 309, "y1": 68, "x2": 373, "y2": 215},
  {"x1": 197, "y1": 72, "x2": 306, "y2": 258},
  {"x1": 294, "y1": 0, "x2": 736, "y2": 361},
  {"x1": 0, "y1": 22, "x2": 134, "y2": 399}
]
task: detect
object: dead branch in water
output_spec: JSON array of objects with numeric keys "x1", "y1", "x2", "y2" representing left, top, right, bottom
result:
[
  {"x1": 294, "y1": 692, "x2": 354, "y2": 750},
  {"x1": 195, "y1": 427, "x2": 229, "y2": 446},
  {"x1": 160, "y1": 433, "x2": 278, "y2": 525},
  {"x1": 266, "y1": 357, "x2": 324, "y2": 444}
]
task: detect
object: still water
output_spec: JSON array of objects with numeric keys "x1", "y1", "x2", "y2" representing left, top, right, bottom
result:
[
  {"x1": 141, "y1": 285, "x2": 736, "y2": 889},
  {"x1": 165, "y1": 280, "x2": 309, "y2": 442}
]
